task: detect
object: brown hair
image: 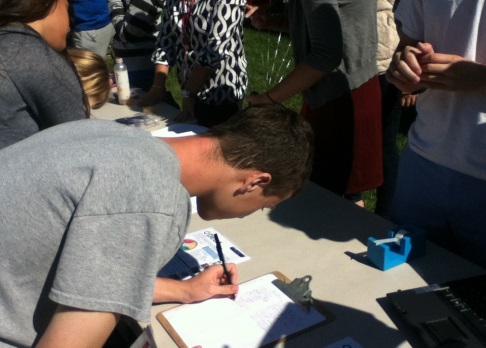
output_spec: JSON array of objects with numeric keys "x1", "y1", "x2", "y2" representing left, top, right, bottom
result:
[
  {"x1": 68, "y1": 49, "x2": 110, "y2": 110},
  {"x1": 0, "y1": 0, "x2": 57, "y2": 26},
  {"x1": 203, "y1": 103, "x2": 314, "y2": 197}
]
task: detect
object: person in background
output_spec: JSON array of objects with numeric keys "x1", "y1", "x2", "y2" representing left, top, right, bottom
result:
[
  {"x1": 386, "y1": 0, "x2": 486, "y2": 267},
  {"x1": 69, "y1": 0, "x2": 115, "y2": 58},
  {"x1": 246, "y1": 0, "x2": 382, "y2": 207},
  {"x1": 0, "y1": 104, "x2": 314, "y2": 347},
  {"x1": 138, "y1": 0, "x2": 248, "y2": 128},
  {"x1": 0, "y1": 0, "x2": 89, "y2": 151},
  {"x1": 108, "y1": 0, "x2": 164, "y2": 91},
  {"x1": 69, "y1": 48, "x2": 111, "y2": 109}
]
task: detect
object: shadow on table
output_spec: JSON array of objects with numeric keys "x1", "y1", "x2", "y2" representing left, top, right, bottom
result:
[
  {"x1": 259, "y1": 298, "x2": 406, "y2": 348},
  {"x1": 268, "y1": 183, "x2": 395, "y2": 245}
]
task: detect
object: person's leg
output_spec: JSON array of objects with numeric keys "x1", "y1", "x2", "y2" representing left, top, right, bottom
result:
[
  {"x1": 301, "y1": 98, "x2": 354, "y2": 196},
  {"x1": 391, "y1": 146, "x2": 451, "y2": 242},
  {"x1": 448, "y1": 169, "x2": 486, "y2": 268},
  {"x1": 391, "y1": 147, "x2": 486, "y2": 262},
  {"x1": 375, "y1": 75, "x2": 401, "y2": 218}
]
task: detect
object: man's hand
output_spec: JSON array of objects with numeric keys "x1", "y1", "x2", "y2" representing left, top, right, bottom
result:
[
  {"x1": 386, "y1": 42, "x2": 432, "y2": 94},
  {"x1": 401, "y1": 93, "x2": 418, "y2": 108},
  {"x1": 153, "y1": 264, "x2": 239, "y2": 304},
  {"x1": 244, "y1": 4, "x2": 260, "y2": 18},
  {"x1": 184, "y1": 264, "x2": 239, "y2": 302},
  {"x1": 419, "y1": 53, "x2": 486, "y2": 93},
  {"x1": 245, "y1": 6, "x2": 270, "y2": 29}
]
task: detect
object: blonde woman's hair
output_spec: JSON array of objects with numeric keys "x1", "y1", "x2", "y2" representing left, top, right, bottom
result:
[{"x1": 68, "y1": 49, "x2": 110, "y2": 109}]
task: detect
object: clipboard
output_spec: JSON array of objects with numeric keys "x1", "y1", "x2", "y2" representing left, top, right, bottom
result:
[{"x1": 156, "y1": 271, "x2": 334, "y2": 348}]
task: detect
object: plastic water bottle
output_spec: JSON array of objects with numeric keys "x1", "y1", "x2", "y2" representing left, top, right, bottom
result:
[{"x1": 113, "y1": 57, "x2": 130, "y2": 105}]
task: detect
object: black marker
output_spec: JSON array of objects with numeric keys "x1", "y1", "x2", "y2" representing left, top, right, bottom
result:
[{"x1": 214, "y1": 233, "x2": 235, "y2": 300}]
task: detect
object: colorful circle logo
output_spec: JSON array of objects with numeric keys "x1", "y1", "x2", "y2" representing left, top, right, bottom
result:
[{"x1": 181, "y1": 239, "x2": 198, "y2": 251}]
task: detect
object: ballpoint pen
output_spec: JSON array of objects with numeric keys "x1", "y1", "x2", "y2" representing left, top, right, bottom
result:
[{"x1": 214, "y1": 233, "x2": 235, "y2": 300}]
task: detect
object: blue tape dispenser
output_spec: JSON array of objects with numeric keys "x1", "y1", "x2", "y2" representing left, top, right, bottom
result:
[{"x1": 367, "y1": 225, "x2": 426, "y2": 271}]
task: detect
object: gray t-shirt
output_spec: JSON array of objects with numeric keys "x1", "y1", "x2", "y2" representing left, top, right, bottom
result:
[
  {"x1": 0, "y1": 120, "x2": 191, "y2": 347},
  {"x1": 0, "y1": 25, "x2": 86, "y2": 150}
]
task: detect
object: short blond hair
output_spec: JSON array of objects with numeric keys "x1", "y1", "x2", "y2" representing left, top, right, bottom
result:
[{"x1": 68, "y1": 49, "x2": 110, "y2": 109}]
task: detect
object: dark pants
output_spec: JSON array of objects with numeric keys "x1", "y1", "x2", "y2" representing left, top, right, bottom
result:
[{"x1": 375, "y1": 75, "x2": 401, "y2": 218}]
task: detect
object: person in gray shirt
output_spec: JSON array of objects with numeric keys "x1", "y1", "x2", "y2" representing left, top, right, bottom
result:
[
  {"x1": 0, "y1": 104, "x2": 314, "y2": 347},
  {"x1": 0, "y1": 0, "x2": 88, "y2": 150}
]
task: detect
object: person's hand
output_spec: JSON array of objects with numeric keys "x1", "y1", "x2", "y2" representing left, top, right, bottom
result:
[
  {"x1": 184, "y1": 264, "x2": 239, "y2": 302},
  {"x1": 173, "y1": 98, "x2": 197, "y2": 124},
  {"x1": 138, "y1": 86, "x2": 166, "y2": 107},
  {"x1": 386, "y1": 42, "x2": 433, "y2": 94},
  {"x1": 245, "y1": 6, "x2": 270, "y2": 29},
  {"x1": 245, "y1": 4, "x2": 260, "y2": 18},
  {"x1": 401, "y1": 93, "x2": 418, "y2": 107},
  {"x1": 247, "y1": 92, "x2": 273, "y2": 106},
  {"x1": 152, "y1": 264, "x2": 239, "y2": 304},
  {"x1": 245, "y1": 0, "x2": 272, "y2": 19},
  {"x1": 418, "y1": 53, "x2": 486, "y2": 92}
]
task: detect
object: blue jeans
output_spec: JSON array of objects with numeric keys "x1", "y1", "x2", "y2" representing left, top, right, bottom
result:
[{"x1": 391, "y1": 146, "x2": 486, "y2": 268}]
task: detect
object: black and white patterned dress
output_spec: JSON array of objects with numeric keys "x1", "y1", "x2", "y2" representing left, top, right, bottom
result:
[{"x1": 152, "y1": 0, "x2": 248, "y2": 105}]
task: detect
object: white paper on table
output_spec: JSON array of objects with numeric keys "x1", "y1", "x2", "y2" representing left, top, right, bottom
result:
[
  {"x1": 150, "y1": 124, "x2": 208, "y2": 137},
  {"x1": 157, "y1": 227, "x2": 250, "y2": 280}
]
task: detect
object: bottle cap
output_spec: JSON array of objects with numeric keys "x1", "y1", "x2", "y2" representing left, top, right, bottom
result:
[{"x1": 115, "y1": 57, "x2": 123, "y2": 64}]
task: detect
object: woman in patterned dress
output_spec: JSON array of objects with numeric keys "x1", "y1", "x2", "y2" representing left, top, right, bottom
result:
[{"x1": 139, "y1": 0, "x2": 248, "y2": 128}]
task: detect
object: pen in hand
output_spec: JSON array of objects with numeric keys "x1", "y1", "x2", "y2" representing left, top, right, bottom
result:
[{"x1": 214, "y1": 233, "x2": 235, "y2": 300}]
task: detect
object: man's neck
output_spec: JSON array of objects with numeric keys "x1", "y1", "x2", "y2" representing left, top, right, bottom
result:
[{"x1": 159, "y1": 136, "x2": 224, "y2": 196}]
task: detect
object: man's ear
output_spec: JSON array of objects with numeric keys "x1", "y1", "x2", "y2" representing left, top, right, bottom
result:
[{"x1": 241, "y1": 172, "x2": 272, "y2": 193}]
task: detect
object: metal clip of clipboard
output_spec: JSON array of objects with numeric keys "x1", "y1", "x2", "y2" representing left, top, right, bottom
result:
[{"x1": 272, "y1": 275, "x2": 314, "y2": 311}]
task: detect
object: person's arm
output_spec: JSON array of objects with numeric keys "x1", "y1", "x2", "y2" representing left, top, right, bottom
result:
[
  {"x1": 153, "y1": 264, "x2": 239, "y2": 303},
  {"x1": 174, "y1": 63, "x2": 214, "y2": 123},
  {"x1": 138, "y1": 8, "x2": 175, "y2": 107},
  {"x1": 248, "y1": 63, "x2": 327, "y2": 105},
  {"x1": 36, "y1": 305, "x2": 120, "y2": 348},
  {"x1": 247, "y1": 2, "x2": 338, "y2": 105},
  {"x1": 109, "y1": 0, "x2": 161, "y2": 42},
  {"x1": 138, "y1": 63, "x2": 170, "y2": 106},
  {"x1": 245, "y1": 0, "x2": 289, "y2": 32},
  {"x1": 246, "y1": 6, "x2": 289, "y2": 32},
  {"x1": 418, "y1": 48, "x2": 486, "y2": 94},
  {"x1": 108, "y1": 0, "x2": 125, "y2": 36}
]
